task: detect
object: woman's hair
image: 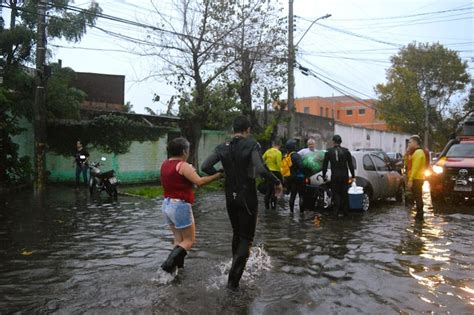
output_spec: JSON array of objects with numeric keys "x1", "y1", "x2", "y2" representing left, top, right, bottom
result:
[{"x1": 167, "y1": 137, "x2": 190, "y2": 157}]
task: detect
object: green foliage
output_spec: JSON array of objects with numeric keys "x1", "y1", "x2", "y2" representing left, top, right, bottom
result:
[
  {"x1": 375, "y1": 42, "x2": 470, "y2": 147},
  {"x1": 46, "y1": 63, "x2": 85, "y2": 120},
  {"x1": 0, "y1": 0, "x2": 102, "y2": 185},
  {"x1": 123, "y1": 180, "x2": 224, "y2": 199},
  {"x1": 47, "y1": 114, "x2": 170, "y2": 156}
]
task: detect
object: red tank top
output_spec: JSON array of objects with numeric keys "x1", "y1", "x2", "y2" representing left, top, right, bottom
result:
[{"x1": 160, "y1": 159, "x2": 195, "y2": 204}]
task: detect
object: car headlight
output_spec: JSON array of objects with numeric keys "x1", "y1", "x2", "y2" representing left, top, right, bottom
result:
[{"x1": 432, "y1": 165, "x2": 443, "y2": 174}]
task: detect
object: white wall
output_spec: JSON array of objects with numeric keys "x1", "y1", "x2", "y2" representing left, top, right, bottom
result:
[{"x1": 335, "y1": 124, "x2": 410, "y2": 154}]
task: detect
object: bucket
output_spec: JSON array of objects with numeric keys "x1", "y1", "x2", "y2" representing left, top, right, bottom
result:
[{"x1": 348, "y1": 181, "x2": 364, "y2": 210}]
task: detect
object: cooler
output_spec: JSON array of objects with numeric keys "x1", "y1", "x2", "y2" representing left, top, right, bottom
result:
[
  {"x1": 348, "y1": 181, "x2": 364, "y2": 210},
  {"x1": 348, "y1": 192, "x2": 364, "y2": 209}
]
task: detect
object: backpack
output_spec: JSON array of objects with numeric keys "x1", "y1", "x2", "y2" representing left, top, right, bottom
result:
[{"x1": 281, "y1": 152, "x2": 294, "y2": 178}]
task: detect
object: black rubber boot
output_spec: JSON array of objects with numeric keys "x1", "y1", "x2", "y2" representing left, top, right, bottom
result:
[
  {"x1": 161, "y1": 245, "x2": 187, "y2": 273},
  {"x1": 227, "y1": 239, "x2": 252, "y2": 290}
]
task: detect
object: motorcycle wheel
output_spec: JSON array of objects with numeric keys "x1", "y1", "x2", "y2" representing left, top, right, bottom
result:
[
  {"x1": 105, "y1": 182, "x2": 118, "y2": 198},
  {"x1": 89, "y1": 178, "x2": 97, "y2": 195}
]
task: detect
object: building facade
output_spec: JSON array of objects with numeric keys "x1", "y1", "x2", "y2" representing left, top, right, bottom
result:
[{"x1": 294, "y1": 96, "x2": 388, "y2": 131}]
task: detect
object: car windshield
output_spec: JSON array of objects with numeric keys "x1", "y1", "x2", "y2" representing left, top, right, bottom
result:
[
  {"x1": 446, "y1": 143, "x2": 474, "y2": 158},
  {"x1": 387, "y1": 153, "x2": 396, "y2": 159}
]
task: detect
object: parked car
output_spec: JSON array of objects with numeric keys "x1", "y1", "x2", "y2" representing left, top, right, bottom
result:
[
  {"x1": 305, "y1": 151, "x2": 405, "y2": 211},
  {"x1": 386, "y1": 152, "x2": 404, "y2": 173},
  {"x1": 427, "y1": 136, "x2": 474, "y2": 202},
  {"x1": 356, "y1": 148, "x2": 402, "y2": 174}
]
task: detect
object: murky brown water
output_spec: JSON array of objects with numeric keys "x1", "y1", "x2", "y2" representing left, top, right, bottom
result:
[{"x1": 0, "y1": 186, "x2": 473, "y2": 314}]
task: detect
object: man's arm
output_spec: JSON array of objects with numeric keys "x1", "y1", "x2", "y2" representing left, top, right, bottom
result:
[
  {"x1": 251, "y1": 150, "x2": 280, "y2": 185},
  {"x1": 201, "y1": 151, "x2": 220, "y2": 175},
  {"x1": 346, "y1": 150, "x2": 355, "y2": 178},
  {"x1": 322, "y1": 151, "x2": 329, "y2": 178}
]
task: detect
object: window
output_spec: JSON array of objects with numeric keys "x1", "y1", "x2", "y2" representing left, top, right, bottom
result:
[
  {"x1": 304, "y1": 107, "x2": 310, "y2": 114},
  {"x1": 320, "y1": 107, "x2": 324, "y2": 116},
  {"x1": 347, "y1": 109, "x2": 353, "y2": 116},
  {"x1": 325, "y1": 108, "x2": 329, "y2": 117},
  {"x1": 366, "y1": 134, "x2": 370, "y2": 141},
  {"x1": 363, "y1": 155, "x2": 375, "y2": 171},
  {"x1": 358, "y1": 108, "x2": 365, "y2": 115},
  {"x1": 337, "y1": 110, "x2": 340, "y2": 119},
  {"x1": 372, "y1": 155, "x2": 390, "y2": 171}
]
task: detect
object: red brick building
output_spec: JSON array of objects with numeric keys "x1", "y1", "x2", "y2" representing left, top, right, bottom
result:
[
  {"x1": 294, "y1": 96, "x2": 388, "y2": 131},
  {"x1": 73, "y1": 72, "x2": 125, "y2": 112}
]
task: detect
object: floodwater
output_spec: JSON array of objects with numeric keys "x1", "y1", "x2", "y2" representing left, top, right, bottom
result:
[{"x1": 0, "y1": 185, "x2": 473, "y2": 314}]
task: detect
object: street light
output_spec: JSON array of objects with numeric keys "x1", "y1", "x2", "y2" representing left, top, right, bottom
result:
[{"x1": 295, "y1": 14, "x2": 332, "y2": 47}]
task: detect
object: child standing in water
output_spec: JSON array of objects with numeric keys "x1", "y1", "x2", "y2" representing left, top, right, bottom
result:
[{"x1": 160, "y1": 137, "x2": 222, "y2": 273}]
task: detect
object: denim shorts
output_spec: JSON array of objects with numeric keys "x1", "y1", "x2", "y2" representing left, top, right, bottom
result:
[{"x1": 161, "y1": 198, "x2": 194, "y2": 229}]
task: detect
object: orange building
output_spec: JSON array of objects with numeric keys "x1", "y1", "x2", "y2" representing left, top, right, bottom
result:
[{"x1": 294, "y1": 96, "x2": 388, "y2": 131}]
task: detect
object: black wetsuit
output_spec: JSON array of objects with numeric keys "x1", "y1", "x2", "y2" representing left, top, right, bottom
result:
[
  {"x1": 201, "y1": 135, "x2": 280, "y2": 289},
  {"x1": 322, "y1": 145, "x2": 355, "y2": 215},
  {"x1": 286, "y1": 152, "x2": 305, "y2": 212}
]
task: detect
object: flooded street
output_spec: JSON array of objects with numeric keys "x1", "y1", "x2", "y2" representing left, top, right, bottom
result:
[{"x1": 1, "y1": 186, "x2": 473, "y2": 314}]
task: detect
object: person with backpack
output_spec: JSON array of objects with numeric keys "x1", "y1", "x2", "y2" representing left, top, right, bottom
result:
[
  {"x1": 262, "y1": 140, "x2": 283, "y2": 210},
  {"x1": 322, "y1": 135, "x2": 355, "y2": 217},
  {"x1": 283, "y1": 139, "x2": 306, "y2": 213},
  {"x1": 201, "y1": 116, "x2": 282, "y2": 290},
  {"x1": 406, "y1": 135, "x2": 426, "y2": 220}
]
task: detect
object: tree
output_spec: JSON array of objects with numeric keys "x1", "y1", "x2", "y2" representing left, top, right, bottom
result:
[
  {"x1": 375, "y1": 42, "x2": 470, "y2": 150},
  {"x1": 224, "y1": 0, "x2": 287, "y2": 132},
  {"x1": 144, "y1": 0, "x2": 244, "y2": 165},
  {"x1": 0, "y1": 0, "x2": 101, "y2": 187}
]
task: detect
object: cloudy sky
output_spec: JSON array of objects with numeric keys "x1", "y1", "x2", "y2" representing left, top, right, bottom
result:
[{"x1": 5, "y1": 0, "x2": 472, "y2": 114}]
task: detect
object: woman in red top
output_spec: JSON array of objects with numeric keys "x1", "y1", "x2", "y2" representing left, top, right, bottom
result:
[{"x1": 160, "y1": 137, "x2": 222, "y2": 273}]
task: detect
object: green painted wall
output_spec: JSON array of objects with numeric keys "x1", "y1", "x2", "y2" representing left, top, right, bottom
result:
[{"x1": 12, "y1": 119, "x2": 229, "y2": 184}]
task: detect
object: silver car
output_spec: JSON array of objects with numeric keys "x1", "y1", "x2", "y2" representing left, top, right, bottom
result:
[{"x1": 308, "y1": 150, "x2": 405, "y2": 211}]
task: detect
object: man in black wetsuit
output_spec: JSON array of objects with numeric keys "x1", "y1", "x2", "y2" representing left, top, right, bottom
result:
[
  {"x1": 201, "y1": 116, "x2": 283, "y2": 290},
  {"x1": 322, "y1": 135, "x2": 355, "y2": 216}
]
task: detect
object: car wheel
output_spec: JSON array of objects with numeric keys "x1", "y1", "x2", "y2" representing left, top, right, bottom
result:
[
  {"x1": 361, "y1": 192, "x2": 370, "y2": 211},
  {"x1": 396, "y1": 184, "x2": 405, "y2": 203}
]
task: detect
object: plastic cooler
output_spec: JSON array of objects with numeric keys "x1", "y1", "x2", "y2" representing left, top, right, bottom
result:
[{"x1": 348, "y1": 182, "x2": 364, "y2": 210}]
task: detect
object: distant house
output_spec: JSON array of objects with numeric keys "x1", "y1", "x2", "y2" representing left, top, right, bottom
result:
[
  {"x1": 73, "y1": 72, "x2": 126, "y2": 112},
  {"x1": 293, "y1": 95, "x2": 388, "y2": 131}
]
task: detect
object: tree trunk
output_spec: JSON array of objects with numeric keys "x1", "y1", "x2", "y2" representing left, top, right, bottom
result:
[{"x1": 179, "y1": 120, "x2": 202, "y2": 168}]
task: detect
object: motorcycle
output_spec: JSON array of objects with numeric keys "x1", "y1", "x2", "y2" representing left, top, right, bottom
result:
[
  {"x1": 304, "y1": 174, "x2": 333, "y2": 211},
  {"x1": 89, "y1": 157, "x2": 118, "y2": 198}
]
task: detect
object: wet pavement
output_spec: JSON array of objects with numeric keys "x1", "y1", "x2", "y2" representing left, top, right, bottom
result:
[{"x1": 0, "y1": 186, "x2": 473, "y2": 314}]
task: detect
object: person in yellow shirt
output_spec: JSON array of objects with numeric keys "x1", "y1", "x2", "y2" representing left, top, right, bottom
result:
[
  {"x1": 262, "y1": 140, "x2": 283, "y2": 210},
  {"x1": 407, "y1": 135, "x2": 426, "y2": 220}
]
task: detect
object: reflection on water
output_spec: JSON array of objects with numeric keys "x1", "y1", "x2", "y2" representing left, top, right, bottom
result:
[{"x1": 0, "y1": 187, "x2": 473, "y2": 314}]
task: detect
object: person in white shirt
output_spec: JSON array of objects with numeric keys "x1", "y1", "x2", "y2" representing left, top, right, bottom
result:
[{"x1": 297, "y1": 138, "x2": 316, "y2": 158}]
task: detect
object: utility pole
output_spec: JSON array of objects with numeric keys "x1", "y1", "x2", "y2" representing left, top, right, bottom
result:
[
  {"x1": 287, "y1": 0, "x2": 295, "y2": 139},
  {"x1": 33, "y1": 0, "x2": 47, "y2": 192}
]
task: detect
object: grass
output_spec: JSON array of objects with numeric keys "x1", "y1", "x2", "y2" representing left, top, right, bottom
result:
[{"x1": 123, "y1": 180, "x2": 224, "y2": 199}]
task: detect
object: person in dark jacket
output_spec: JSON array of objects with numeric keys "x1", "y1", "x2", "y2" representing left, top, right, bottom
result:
[
  {"x1": 322, "y1": 135, "x2": 355, "y2": 216},
  {"x1": 201, "y1": 116, "x2": 282, "y2": 290},
  {"x1": 73, "y1": 140, "x2": 89, "y2": 188},
  {"x1": 285, "y1": 139, "x2": 306, "y2": 213}
]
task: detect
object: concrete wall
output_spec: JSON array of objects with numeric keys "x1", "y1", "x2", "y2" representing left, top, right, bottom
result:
[
  {"x1": 335, "y1": 123, "x2": 410, "y2": 153},
  {"x1": 12, "y1": 118, "x2": 228, "y2": 184}
]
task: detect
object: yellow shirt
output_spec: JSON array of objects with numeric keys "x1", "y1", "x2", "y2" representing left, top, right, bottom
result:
[
  {"x1": 263, "y1": 147, "x2": 282, "y2": 173},
  {"x1": 409, "y1": 148, "x2": 426, "y2": 181}
]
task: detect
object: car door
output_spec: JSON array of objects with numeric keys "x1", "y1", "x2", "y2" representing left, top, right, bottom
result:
[
  {"x1": 361, "y1": 154, "x2": 384, "y2": 200},
  {"x1": 371, "y1": 154, "x2": 397, "y2": 198}
]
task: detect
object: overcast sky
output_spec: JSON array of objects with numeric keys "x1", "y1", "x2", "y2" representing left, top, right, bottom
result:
[{"x1": 4, "y1": 0, "x2": 473, "y2": 114}]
